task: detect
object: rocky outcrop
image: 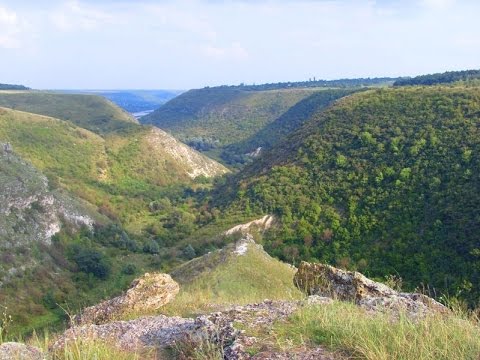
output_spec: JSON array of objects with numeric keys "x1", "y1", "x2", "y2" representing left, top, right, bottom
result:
[
  {"x1": 55, "y1": 299, "x2": 324, "y2": 359},
  {"x1": 74, "y1": 273, "x2": 179, "y2": 325},
  {"x1": 0, "y1": 148, "x2": 96, "y2": 286},
  {"x1": 0, "y1": 342, "x2": 44, "y2": 360},
  {"x1": 294, "y1": 262, "x2": 448, "y2": 318}
]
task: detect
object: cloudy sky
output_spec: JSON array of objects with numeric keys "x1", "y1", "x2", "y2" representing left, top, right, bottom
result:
[{"x1": 0, "y1": 0, "x2": 479, "y2": 89}]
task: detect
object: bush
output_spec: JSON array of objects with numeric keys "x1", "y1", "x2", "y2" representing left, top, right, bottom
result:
[
  {"x1": 72, "y1": 248, "x2": 111, "y2": 279},
  {"x1": 121, "y1": 263, "x2": 136, "y2": 275},
  {"x1": 143, "y1": 240, "x2": 160, "y2": 254},
  {"x1": 183, "y1": 244, "x2": 196, "y2": 260}
]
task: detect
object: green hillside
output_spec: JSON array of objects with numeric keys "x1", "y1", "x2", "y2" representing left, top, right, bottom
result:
[
  {"x1": 0, "y1": 107, "x2": 227, "y2": 233},
  {"x1": 214, "y1": 85, "x2": 480, "y2": 305},
  {"x1": 0, "y1": 106, "x2": 228, "y2": 334},
  {"x1": 224, "y1": 89, "x2": 358, "y2": 161},
  {"x1": 0, "y1": 91, "x2": 137, "y2": 135},
  {"x1": 141, "y1": 87, "x2": 329, "y2": 164}
]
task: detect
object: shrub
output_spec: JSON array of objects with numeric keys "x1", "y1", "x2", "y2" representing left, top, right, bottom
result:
[
  {"x1": 72, "y1": 248, "x2": 111, "y2": 279},
  {"x1": 121, "y1": 263, "x2": 137, "y2": 275},
  {"x1": 143, "y1": 240, "x2": 160, "y2": 254}
]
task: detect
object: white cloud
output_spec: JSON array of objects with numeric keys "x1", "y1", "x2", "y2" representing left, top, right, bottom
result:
[
  {"x1": 203, "y1": 42, "x2": 249, "y2": 61},
  {"x1": 0, "y1": 6, "x2": 25, "y2": 48},
  {"x1": 49, "y1": 1, "x2": 115, "y2": 31},
  {"x1": 421, "y1": 0, "x2": 456, "y2": 11}
]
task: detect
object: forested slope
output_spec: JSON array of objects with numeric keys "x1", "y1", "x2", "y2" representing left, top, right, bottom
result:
[{"x1": 215, "y1": 85, "x2": 480, "y2": 304}]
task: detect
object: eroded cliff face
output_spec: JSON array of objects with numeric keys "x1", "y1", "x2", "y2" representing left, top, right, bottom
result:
[
  {"x1": 145, "y1": 127, "x2": 229, "y2": 179},
  {"x1": 0, "y1": 145, "x2": 95, "y2": 284}
]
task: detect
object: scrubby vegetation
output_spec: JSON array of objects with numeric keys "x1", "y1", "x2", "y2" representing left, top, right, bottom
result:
[{"x1": 0, "y1": 105, "x2": 226, "y2": 335}]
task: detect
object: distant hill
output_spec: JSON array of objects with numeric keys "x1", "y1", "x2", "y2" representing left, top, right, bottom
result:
[
  {"x1": 0, "y1": 92, "x2": 138, "y2": 135},
  {"x1": 215, "y1": 85, "x2": 480, "y2": 305},
  {"x1": 62, "y1": 89, "x2": 183, "y2": 114},
  {"x1": 0, "y1": 83, "x2": 30, "y2": 90},
  {"x1": 223, "y1": 89, "x2": 359, "y2": 163},
  {"x1": 394, "y1": 69, "x2": 480, "y2": 86},
  {"x1": 142, "y1": 87, "x2": 350, "y2": 165},
  {"x1": 215, "y1": 77, "x2": 397, "y2": 91}
]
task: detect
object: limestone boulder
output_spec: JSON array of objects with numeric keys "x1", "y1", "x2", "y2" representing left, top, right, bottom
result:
[
  {"x1": 74, "y1": 272, "x2": 179, "y2": 325},
  {"x1": 294, "y1": 262, "x2": 448, "y2": 318}
]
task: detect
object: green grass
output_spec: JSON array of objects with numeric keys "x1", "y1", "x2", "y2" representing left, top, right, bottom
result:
[{"x1": 269, "y1": 301, "x2": 480, "y2": 360}]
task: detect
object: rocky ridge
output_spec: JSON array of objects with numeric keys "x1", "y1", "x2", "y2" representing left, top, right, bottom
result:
[
  {"x1": 74, "y1": 273, "x2": 180, "y2": 326},
  {"x1": 0, "y1": 146, "x2": 96, "y2": 286}
]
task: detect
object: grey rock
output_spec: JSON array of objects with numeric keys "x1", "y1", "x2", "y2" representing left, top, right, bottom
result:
[
  {"x1": 0, "y1": 342, "x2": 44, "y2": 360},
  {"x1": 74, "y1": 273, "x2": 180, "y2": 325},
  {"x1": 294, "y1": 262, "x2": 448, "y2": 318}
]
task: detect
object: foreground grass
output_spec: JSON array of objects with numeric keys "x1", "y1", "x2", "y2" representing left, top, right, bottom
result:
[
  {"x1": 271, "y1": 301, "x2": 480, "y2": 360},
  {"x1": 35, "y1": 336, "x2": 152, "y2": 360}
]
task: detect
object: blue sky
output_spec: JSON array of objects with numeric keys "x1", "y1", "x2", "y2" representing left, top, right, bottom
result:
[{"x1": 0, "y1": 0, "x2": 479, "y2": 89}]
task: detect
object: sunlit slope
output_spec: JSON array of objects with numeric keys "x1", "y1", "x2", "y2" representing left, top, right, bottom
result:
[{"x1": 0, "y1": 108, "x2": 227, "y2": 230}]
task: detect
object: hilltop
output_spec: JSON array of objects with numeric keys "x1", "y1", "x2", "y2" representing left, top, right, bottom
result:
[
  {"x1": 0, "y1": 92, "x2": 137, "y2": 135},
  {"x1": 214, "y1": 85, "x2": 480, "y2": 305},
  {"x1": 0, "y1": 106, "x2": 227, "y2": 231}
]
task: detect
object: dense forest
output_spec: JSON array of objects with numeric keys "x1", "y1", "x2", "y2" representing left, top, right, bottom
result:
[
  {"x1": 394, "y1": 69, "x2": 480, "y2": 86},
  {"x1": 214, "y1": 86, "x2": 480, "y2": 305}
]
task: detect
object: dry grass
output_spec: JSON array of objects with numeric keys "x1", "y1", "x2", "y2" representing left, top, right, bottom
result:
[{"x1": 271, "y1": 301, "x2": 480, "y2": 360}]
